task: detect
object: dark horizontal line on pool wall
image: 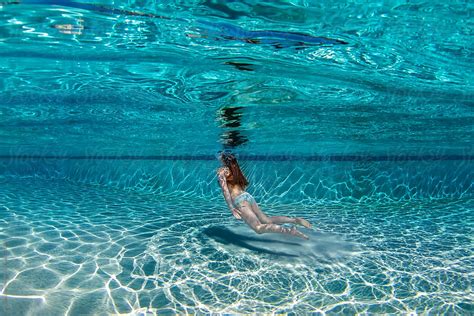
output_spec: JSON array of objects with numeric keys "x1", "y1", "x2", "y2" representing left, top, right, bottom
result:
[{"x1": 0, "y1": 155, "x2": 472, "y2": 161}]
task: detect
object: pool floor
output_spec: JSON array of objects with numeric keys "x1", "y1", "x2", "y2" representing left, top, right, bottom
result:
[{"x1": 0, "y1": 177, "x2": 472, "y2": 314}]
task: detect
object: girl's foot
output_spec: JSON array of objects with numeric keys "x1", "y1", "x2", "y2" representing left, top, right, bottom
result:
[
  {"x1": 290, "y1": 226, "x2": 309, "y2": 240},
  {"x1": 295, "y1": 218, "x2": 312, "y2": 229}
]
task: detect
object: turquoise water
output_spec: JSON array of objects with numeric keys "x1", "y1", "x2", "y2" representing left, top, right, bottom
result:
[{"x1": 0, "y1": 0, "x2": 473, "y2": 315}]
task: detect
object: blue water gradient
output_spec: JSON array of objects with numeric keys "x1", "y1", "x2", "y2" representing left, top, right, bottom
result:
[{"x1": 0, "y1": 0, "x2": 473, "y2": 314}]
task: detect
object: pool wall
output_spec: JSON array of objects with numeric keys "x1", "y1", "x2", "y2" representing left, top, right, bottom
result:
[{"x1": 1, "y1": 158, "x2": 472, "y2": 203}]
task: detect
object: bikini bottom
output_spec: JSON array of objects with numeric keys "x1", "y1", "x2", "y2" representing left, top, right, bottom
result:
[{"x1": 233, "y1": 192, "x2": 255, "y2": 208}]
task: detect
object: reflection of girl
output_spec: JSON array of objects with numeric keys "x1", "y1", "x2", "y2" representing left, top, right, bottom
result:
[
  {"x1": 9, "y1": 1, "x2": 346, "y2": 48},
  {"x1": 217, "y1": 153, "x2": 311, "y2": 240}
]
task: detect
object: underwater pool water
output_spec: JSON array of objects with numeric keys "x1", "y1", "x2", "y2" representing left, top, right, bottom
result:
[
  {"x1": 1, "y1": 159, "x2": 473, "y2": 314},
  {"x1": 0, "y1": 173, "x2": 472, "y2": 315},
  {"x1": 0, "y1": 0, "x2": 473, "y2": 315}
]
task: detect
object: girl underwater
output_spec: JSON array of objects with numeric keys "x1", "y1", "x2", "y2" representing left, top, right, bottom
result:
[{"x1": 217, "y1": 153, "x2": 311, "y2": 240}]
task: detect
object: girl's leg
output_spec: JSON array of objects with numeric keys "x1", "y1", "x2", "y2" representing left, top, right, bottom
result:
[
  {"x1": 268, "y1": 216, "x2": 297, "y2": 224},
  {"x1": 239, "y1": 201, "x2": 308, "y2": 240},
  {"x1": 251, "y1": 202, "x2": 312, "y2": 228},
  {"x1": 247, "y1": 200, "x2": 271, "y2": 223},
  {"x1": 255, "y1": 224, "x2": 308, "y2": 240}
]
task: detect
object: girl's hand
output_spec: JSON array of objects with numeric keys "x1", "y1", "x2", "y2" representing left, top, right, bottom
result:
[
  {"x1": 217, "y1": 167, "x2": 230, "y2": 177},
  {"x1": 231, "y1": 208, "x2": 242, "y2": 220}
]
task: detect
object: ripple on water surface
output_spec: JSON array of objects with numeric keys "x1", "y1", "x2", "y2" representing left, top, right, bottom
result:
[
  {"x1": 0, "y1": 1, "x2": 472, "y2": 157},
  {"x1": 0, "y1": 176, "x2": 472, "y2": 314}
]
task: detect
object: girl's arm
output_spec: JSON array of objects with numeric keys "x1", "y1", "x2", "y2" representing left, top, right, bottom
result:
[{"x1": 217, "y1": 168, "x2": 242, "y2": 220}]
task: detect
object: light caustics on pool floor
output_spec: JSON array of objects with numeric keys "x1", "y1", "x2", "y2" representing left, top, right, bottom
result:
[
  {"x1": 0, "y1": 176, "x2": 472, "y2": 315},
  {"x1": 0, "y1": 0, "x2": 472, "y2": 314}
]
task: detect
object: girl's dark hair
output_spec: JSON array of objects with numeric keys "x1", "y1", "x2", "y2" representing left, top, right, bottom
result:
[{"x1": 221, "y1": 152, "x2": 249, "y2": 189}]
